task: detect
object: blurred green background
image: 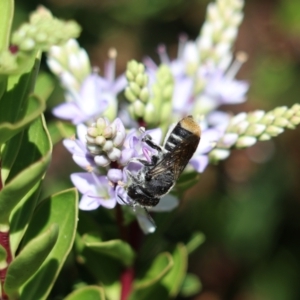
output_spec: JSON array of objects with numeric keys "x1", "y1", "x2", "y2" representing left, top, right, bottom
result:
[{"x1": 13, "y1": 0, "x2": 300, "y2": 299}]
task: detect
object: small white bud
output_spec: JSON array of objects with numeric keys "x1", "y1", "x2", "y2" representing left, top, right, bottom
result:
[{"x1": 236, "y1": 136, "x2": 257, "y2": 148}]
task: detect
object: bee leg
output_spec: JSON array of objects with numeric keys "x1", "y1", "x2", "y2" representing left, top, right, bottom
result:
[
  {"x1": 118, "y1": 193, "x2": 137, "y2": 209},
  {"x1": 143, "y1": 207, "x2": 156, "y2": 229},
  {"x1": 142, "y1": 135, "x2": 164, "y2": 153},
  {"x1": 129, "y1": 156, "x2": 158, "y2": 167}
]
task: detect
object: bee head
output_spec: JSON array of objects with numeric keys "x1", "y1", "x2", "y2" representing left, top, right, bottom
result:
[{"x1": 127, "y1": 184, "x2": 160, "y2": 207}]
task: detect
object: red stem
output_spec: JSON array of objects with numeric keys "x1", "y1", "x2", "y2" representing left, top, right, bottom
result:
[
  {"x1": 0, "y1": 231, "x2": 12, "y2": 300},
  {"x1": 120, "y1": 267, "x2": 134, "y2": 300},
  {"x1": 0, "y1": 161, "x2": 11, "y2": 299}
]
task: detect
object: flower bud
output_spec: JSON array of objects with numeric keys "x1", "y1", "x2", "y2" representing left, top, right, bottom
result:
[
  {"x1": 245, "y1": 124, "x2": 265, "y2": 136},
  {"x1": 274, "y1": 117, "x2": 289, "y2": 128},
  {"x1": 107, "y1": 169, "x2": 123, "y2": 183},
  {"x1": 209, "y1": 149, "x2": 230, "y2": 161},
  {"x1": 95, "y1": 136, "x2": 106, "y2": 146},
  {"x1": 94, "y1": 155, "x2": 110, "y2": 167},
  {"x1": 126, "y1": 70, "x2": 134, "y2": 81},
  {"x1": 103, "y1": 140, "x2": 114, "y2": 152},
  {"x1": 236, "y1": 136, "x2": 257, "y2": 148},
  {"x1": 125, "y1": 87, "x2": 136, "y2": 102},
  {"x1": 258, "y1": 133, "x2": 271, "y2": 141},
  {"x1": 103, "y1": 126, "x2": 113, "y2": 139},
  {"x1": 107, "y1": 148, "x2": 121, "y2": 161},
  {"x1": 247, "y1": 110, "x2": 264, "y2": 123},
  {"x1": 129, "y1": 82, "x2": 141, "y2": 97},
  {"x1": 265, "y1": 125, "x2": 284, "y2": 136},
  {"x1": 140, "y1": 87, "x2": 150, "y2": 103},
  {"x1": 133, "y1": 100, "x2": 145, "y2": 118},
  {"x1": 273, "y1": 106, "x2": 287, "y2": 117}
]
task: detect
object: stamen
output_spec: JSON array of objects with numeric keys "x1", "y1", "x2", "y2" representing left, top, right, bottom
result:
[
  {"x1": 106, "y1": 47, "x2": 117, "y2": 82},
  {"x1": 92, "y1": 66, "x2": 100, "y2": 74},
  {"x1": 86, "y1": 165, "x2": 94, "y2": 172},
  {"x1": 117, "y1": 180, "x2": 126, "y2": 187},
  {"x1": 143, "y1": 57, "x2": 157, "y2": 69},
  {"x1": 157, "y1": 44, "x2": 170, "y2": 64},
  {"x1": 225, "y1": 51, "x2": 248, "y2": 79},
  {"x1": 177, "y1": 33, "x2": 188, "y2": 59},
  {"x1": 108, "y1": 180, "x2": 115, "y2": 187}
]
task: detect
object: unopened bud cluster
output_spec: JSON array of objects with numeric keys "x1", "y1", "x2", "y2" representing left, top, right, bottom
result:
[
  {"x1": 11, "y1": 6, "x2": 81, "y2": 53},
  {"x1": 47, "y1": 39, "x2": 91, "y2": 92},
  {"x1": 125, "y1": 60, "x2": 174, "y2": 126},
  {"x1": 209, "y1": 104, "x2": 300, "y2": 162},
  {"x1": 86, "y1": 118, "x2": 126, "y2": 167},
  {"x1": 197, "y1": 0, "x2": 244, "y2": 68},
  {"x1": 145, "y1": 65, "x2": 174, "y2": 126},
  {"x1": 125, "y1": 60, "x2": 149, "y2": 119}
]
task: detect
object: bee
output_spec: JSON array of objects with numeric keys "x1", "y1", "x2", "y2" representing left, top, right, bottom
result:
[{"x1": 124, "y1": 115, "x2": 201, "y2": 216}]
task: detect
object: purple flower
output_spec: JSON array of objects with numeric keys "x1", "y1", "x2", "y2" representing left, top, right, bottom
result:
[
  {"x1": 53, "y1": 73, "x2": 109, "y2": 124},
  {"x1": 144, "y1": 38, "x2": 249, "y2": 118},
  {"x1": 63, "y1": 124, "x2": 97, "y2": 172},
  {"x1": 119, "y1": 127, "x2": 162, "y2": 167},
  {"x1": 199, "y1": 67, "x2": 249, "y2": 108},
  {"x1": 53, "y1": 50, "x2": 127, "y2": 125},
  {"x1": 71, "y1": 172, "x2": 116, "y2": 210}
]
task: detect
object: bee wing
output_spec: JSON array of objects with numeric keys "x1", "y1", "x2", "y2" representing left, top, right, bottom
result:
[{"x1": 147, "y1": 136, "x2": 199, "y2": 180}]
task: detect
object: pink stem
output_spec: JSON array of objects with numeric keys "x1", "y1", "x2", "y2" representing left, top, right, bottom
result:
[
  {"x1": 120, "y1": 267, "x2": 134, "y2": 300},
  {"x1": 0, "y1": 162, "x2": 11, "y2": 299}
]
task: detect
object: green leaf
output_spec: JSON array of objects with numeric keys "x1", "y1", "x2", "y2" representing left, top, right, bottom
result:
[
  {"x1": 4, "y1": 223, "x2": 59, "y2": 298},
  {"x1": 0, "y1": 94, "x2": 45, "y2": 145},
  {"x1": 9, "y1": 183, "x2": 42, "y2": 254},
  {"x1": 84, "y1": 234, "x2": 135, "y2": 267},
  {"x1": 0, "y1": 116, "x2": 51, "y2": 225},
  {"x1": 180, "y1": 273, "x2": 202, "y2": 297},
  {"x1": 0, "y1": 56, "x2": 45, "y2": 144},
  {"x1": 0, "y1": 130, "x2": 24, "y2": 183},
  {"x1": 0, "y1": 151, "x2": 50, "y2": 225},
  {"x1": 0, "y1": 244, "x2": 7, "y2": 262},
  {"x1": 5, "y1": 115, "x2": 51, "y2": 183},
  {"x1": 0, "y1": 0, "x2": 14, "y2": 51},
  {"x1": 162, "y1": 243, "x2": 188, "y2": 297},
  {"x1": 65, "y1": 286, "x2": 106, "y2": 300},
  {"x1": 186, "y1": 232, "x2": 206, "y2": 254},
  {"x1": 129, "y1": 252, "x2": 173, "y2": 300},
  {"x1": 134, "y1": 252, "x2": 173, "y2": 289},
  {"x1": 6, "y1": 115, "x2": 52, "y2": 253},
  {"x1": 78, "y1": 242, "x2": 121, "y2": 300},
  {"x1": 0, "y1": 75, "x2": 8, "y2": 100},
  {"x1": 34, "y1": 72, "x2": 54, "y2": 102},
  {"x1": 19, "y1": 189, "x2": 78, "y2": 300}
]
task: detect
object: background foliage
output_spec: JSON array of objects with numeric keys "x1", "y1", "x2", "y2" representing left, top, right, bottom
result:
[{"x1": 8, "y1": 0, "x2": 300, "y2": 299}]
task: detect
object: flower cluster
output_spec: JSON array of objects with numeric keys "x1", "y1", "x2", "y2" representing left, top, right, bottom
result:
[
  {"x1": 47, "y1": 0, "x2": 300, "y2": 233},
  {"x1": 0, "y1": 6, "x2": 81, "y2": 75}
]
